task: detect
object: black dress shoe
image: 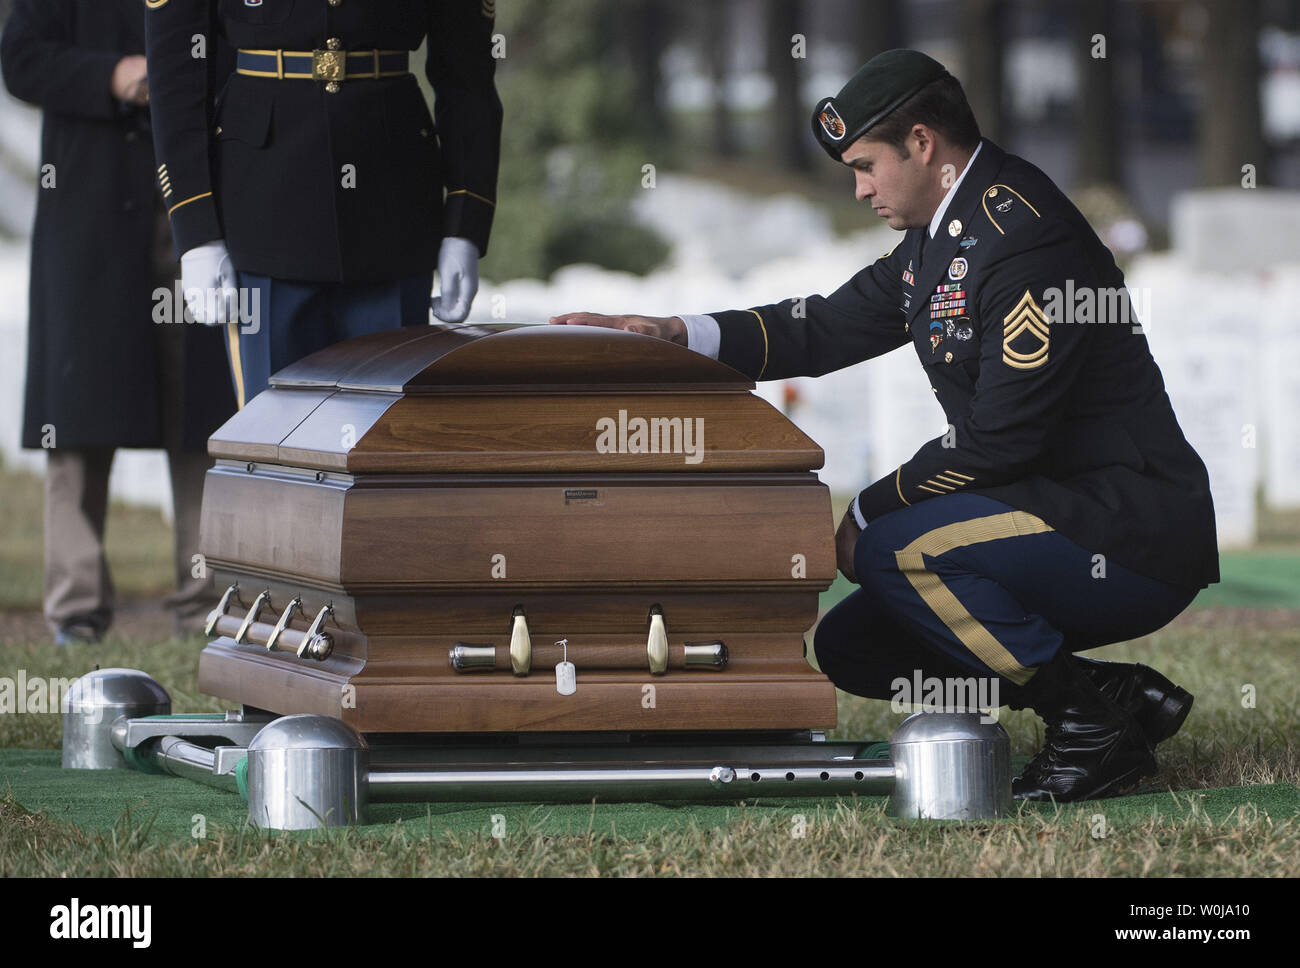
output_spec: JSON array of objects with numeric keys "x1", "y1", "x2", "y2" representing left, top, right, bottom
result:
[
  {"x1": 53, "y1": 622, "x2": 104, "y2": 647},
  {"x1": 1012, "y1": 652, "x2": 1157, "y2": 802},
  {"x1": 1074, "y1": 655, "x2": 1193, "y2": 746}
]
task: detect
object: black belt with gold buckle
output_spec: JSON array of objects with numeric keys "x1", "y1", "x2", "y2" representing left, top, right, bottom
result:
[{"x1": 236, "y1": 45, "x2": 410, "y2": 93}]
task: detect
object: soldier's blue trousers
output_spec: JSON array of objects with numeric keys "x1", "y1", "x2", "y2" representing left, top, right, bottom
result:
[
  {"x1": 222, "y1": 270, "x2": 433, "y2": 407},
  {"x1": 813, "y1": 493, "x2": 1200, "y2": 703}
]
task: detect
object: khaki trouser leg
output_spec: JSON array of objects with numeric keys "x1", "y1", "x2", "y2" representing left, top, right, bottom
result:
[{"x1": 44, "y1": 448, "x2": 116, "y2": 636}]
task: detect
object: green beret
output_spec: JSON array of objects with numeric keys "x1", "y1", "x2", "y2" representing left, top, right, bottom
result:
[{"x1": 812, "y1": 49, "x2": 950, "y2": 160}]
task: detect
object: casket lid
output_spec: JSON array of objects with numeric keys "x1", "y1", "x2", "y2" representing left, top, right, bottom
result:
[
  {"x1": 212, "y1": 323, "x2": 824, "y2": 474},
  {"x1": 269, "y1": 323, "x2": 753, "y2": 393}
]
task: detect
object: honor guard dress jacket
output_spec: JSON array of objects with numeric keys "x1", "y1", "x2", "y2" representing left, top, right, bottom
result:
[
  {"x1": 144, "y1": 0, "x2": 502, "y2": 283},
  {"x1": 709, "y1": 139, "x2": 1219, "y2": 591}
]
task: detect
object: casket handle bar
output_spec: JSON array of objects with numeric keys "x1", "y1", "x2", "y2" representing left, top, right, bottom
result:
[
  {"x1": 449, "y1": 642, "x2": 497, "y2": 670},
  {"x1": 204, "y1": 593, "x2": 334, "y2": 661},
  {"x1": 647, "y1": 606, "x2": 669, "y2": 676},
  {"x1": 204, "y1": 583, "x2": 243, "y2": 637},
  {"x1": 509, "y1": 606, "x2": 531, "y2": 676},
  {"x1": 446, "y1": 602, "x2": 729, "y2": 675}
]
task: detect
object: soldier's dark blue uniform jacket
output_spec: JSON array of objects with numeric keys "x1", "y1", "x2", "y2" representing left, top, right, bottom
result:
[
  {"x1": 143, "y1": 0, "x2": 501, "y2": 283},
  {"x1": 710, "y1": 138, "x2": 1219, "y2": 591}
]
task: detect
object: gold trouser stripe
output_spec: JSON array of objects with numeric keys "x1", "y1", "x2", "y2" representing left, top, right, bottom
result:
[
  {"x1": 168, "y1": 191, "x2": 211, "y2": 217},
  {"x1": 446, "y1": 188, "x2": 497, "y2": 207},
  {"x1": 894, "y1": 510, "x2": 1054, "y2": 685},
  {"x1": 745, "y1": 309, "x2": 769, "y2": 379},
  {"x1": 894, "y1": 467, "x2": 911, "y2": 506},
  {"x1": 226, "y1": 322, "x2": 246, "y2": 411}
]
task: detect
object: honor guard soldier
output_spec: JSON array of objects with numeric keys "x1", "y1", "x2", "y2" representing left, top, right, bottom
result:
[
  {"x1": 144, "y1": 0, "x2": 502, "y2": 404},
  {"x1": 552, "y1": 50, "x2": 1220, "y2": 802}
]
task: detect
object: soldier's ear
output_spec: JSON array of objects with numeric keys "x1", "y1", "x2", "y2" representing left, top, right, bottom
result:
[{"x1": 910, "y1": 123, "x2": 937, "y2": 163}]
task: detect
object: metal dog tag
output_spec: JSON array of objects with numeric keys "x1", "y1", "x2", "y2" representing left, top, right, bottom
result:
[
  {"x1": 556, "y1": 661, "x2": 576, "y2": 695},
  {"x1": 555, "y1": 638, "x2": 576, "y2": 695}
]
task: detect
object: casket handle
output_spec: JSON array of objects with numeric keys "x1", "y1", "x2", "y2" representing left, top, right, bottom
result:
[
  {"x1": 205, "y1": 583, "x2": 243, "y2": 637},
  {"x1": 266, "y1": 596, "x2": 303, "y2": 652},
  {"x1": 647, "y1": 606, "x2": 669, "y2": 676},
  {"x1": 298, "y1": 603, "x2": 334, "y2": 660},
  {"x1": 235, "y1": 590, "x2": 272, "y2": 645},
  {"x1": 509, "y1": 607, "x2": 531, "y2": 676}
]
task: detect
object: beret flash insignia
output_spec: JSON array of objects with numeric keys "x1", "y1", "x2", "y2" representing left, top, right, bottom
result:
[{"x1": 818, "y1": 103, "x2": 847, "y2": 141}]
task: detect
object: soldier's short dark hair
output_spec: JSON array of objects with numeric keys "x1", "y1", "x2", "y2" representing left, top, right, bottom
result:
[{"x1": 864, "y1": 74, "x2": 982, "y2": 156}]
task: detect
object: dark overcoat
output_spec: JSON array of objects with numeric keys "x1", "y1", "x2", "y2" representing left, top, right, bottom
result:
[{"x1": 2, "y1": 0, "x2": 235, "y2": 450}]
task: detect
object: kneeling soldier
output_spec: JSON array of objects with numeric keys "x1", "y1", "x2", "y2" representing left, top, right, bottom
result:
[{"x1": 552, "y1": 50, "x2": 1217, "y2": 802}]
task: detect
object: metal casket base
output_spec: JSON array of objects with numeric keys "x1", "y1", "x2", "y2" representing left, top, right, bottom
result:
[
  {"x1": 61, "y1": 668, "x2": 171, "y2": 770},
  {"x1": 887, "y1": 712, "x2": 1012, "y2": 820}
]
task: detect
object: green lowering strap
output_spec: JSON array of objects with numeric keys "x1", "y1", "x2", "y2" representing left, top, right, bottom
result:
[
  {"x1": 855, "y1": 740, "x2": 892, "y2": 760},
  {"x1": 234, "y1": 756, "x2": 249, "y2": 802},
  {"x1": 122, "y1": 742, "x2": 165, "y2": 774}
]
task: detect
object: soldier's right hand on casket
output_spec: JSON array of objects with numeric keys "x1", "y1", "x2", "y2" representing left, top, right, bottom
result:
[
  {"x1": 180, "y1": 241, "x2": 239, "y2": 326},
  {"x1": 548, "y1": 313, "x2": 688, "y2": 345}
]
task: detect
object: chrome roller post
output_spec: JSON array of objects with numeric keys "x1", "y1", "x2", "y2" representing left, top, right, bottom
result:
[
  {"x1": 246, "y1": 715, "x2": 368, "y2": 830},
  {"x1": 887, "y1": 712, "x2": 1011, "y2": 820},
  {"x1": 61, "y1": 669, "x2": 171, "y2": 770}
]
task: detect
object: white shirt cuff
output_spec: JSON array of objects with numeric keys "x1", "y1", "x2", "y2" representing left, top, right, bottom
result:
[
  {"x1": 850, "y1": 495, "x2": 868, "y2": 529},
  {"x1": 678, "y1": 314, "x2": 721, "y2": 360}
]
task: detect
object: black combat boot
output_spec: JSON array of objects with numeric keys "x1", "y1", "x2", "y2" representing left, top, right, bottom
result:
[
  {"x1": 1012, "y1": 651, "x2": 1157, "y2": 802},
  {"x1": 1073, "y1": 655, "x2": 1194, "y2": 746}
]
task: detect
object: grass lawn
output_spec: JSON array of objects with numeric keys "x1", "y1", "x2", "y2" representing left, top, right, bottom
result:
[{"x1": 1, "y1": 464, "x2": 1297, "y2": 876}]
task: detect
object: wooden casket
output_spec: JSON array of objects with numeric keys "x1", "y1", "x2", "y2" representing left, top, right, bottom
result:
[{"x1": 198, "y1": 323, "x2": 838, "y2": 734}]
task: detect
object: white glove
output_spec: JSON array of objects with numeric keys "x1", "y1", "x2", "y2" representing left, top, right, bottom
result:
[
  {"x1": 180, "y1": 240, "x2": 239, "y2": 326},
  {"x1": 430, "y1": 236, "x2": 479, "y2": 323}
]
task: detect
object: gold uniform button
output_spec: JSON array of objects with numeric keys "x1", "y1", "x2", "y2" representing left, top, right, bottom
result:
[
  {"x1": 215, "y1": 125, "x2": 222, "y2": 135},
  {"x1": 945, "y1": 351, "x2": 954, "y2": 363},
  {"x1": 326, "y1": 37, "x2": 342, "y2": 51},
  {"x1": 329, "y1": 0, "x2": 341, "y2": 5},
  {"x1": 325, "y1": 81, "x2": 341, "y2": 94}
]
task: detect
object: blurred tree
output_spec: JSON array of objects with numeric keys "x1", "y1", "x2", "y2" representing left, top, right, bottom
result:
[
  {"x1": 705, "y1": 0, "x2": 738, "y2": 157},
  {"x1": 1199, "y1": 0, "x2": 1268, "y2": 186},
  {"x1": 473, "y1": 0, "x2": 670, "y2": 282},
  {"x1": 623, "y1": 0, "x2": 674, "y2": 145},
  {"x1": 851, "y1": 0, "x2": 905, "y2": 62},
  {"x1": 958, "y1": 0, "x2": 1006, "y2": 143},
  {"x1": 1075, "y1": 0, "x2": 1121, "y2": 186},
  {"x1": 766, "y1": 0, "x2": 811, "y2": 171}
]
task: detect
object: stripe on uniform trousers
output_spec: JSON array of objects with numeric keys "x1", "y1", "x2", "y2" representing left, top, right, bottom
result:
[
  {"x1": 889, "y1": 509, "x2": 1055, "y2": 686},
  {"x1": 225, "y1": 321, "x2": 246, "y2": 411}
]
